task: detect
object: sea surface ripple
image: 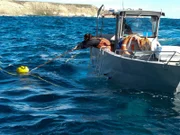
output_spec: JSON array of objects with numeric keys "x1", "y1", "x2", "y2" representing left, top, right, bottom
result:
[{"x1": 0, "y1": 16, "x2": 180, "y2": 135}]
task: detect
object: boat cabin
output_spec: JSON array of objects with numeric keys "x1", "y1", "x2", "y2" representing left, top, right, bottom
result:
[{"x1": 96, "y1": 8, "x2": 165, "y2": 53}]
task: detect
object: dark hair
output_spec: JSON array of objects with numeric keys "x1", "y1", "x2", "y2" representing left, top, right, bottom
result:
[{"x1": 84, "y1": 33, "x2": 92, "y2": 41}]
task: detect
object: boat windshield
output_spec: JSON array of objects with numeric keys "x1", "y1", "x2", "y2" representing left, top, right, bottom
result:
[{"x1": 122, "y1": 16, "x2": 158, "y2": 38}]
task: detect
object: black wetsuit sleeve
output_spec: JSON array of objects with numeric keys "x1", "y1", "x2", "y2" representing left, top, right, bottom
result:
[{"x1": 80, "y1": 39, "x2": 100, "y2": 49}]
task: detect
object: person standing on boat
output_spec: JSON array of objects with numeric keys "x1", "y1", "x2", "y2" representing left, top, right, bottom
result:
[
  {"x1": 74, "y1": 33, "x2": 112, "y2": 51},
  {"x1": 123, "y1": 19, "x2": 133, "y2": 35}
]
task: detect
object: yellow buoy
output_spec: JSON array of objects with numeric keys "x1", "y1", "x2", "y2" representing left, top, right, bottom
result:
[{"x1": 16, "y1": 66, "x2": 29, "y2": 74}]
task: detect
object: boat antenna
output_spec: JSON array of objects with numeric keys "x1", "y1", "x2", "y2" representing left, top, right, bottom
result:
[
  {"x1": 122, "y1": 0, "x2": 124, "y2": 10},
  {"x1": 96, "y1": 4, "x2": 104, "y2": 37},
  {"x1": 97, "y1": 4, "x2": 104, "y2": 18}
]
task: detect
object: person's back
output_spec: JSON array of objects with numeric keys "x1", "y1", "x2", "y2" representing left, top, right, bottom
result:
[{"x1": 74, "y1": 33, "x2": 112, "y2": 51}]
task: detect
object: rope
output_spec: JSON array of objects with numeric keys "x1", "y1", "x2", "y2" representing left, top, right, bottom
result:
[
  {"x1": 30, "y1": 74, "x2": 61, "y2": 87},
  {"x1": 0, "y1": 67, "x2": 17, "y2": 76},
  {"x1": 0, "y1": 67, "x2": 61, "y2": 87},
  {"x1": 0, "y1": 47, "x2": 77, "y2": 87},
  {"x1": 30, "y1": 48, "x2": 75, "y2": 73},
  {"x1": 65, "y1": 53, "x2": 77, "y2": 63}
]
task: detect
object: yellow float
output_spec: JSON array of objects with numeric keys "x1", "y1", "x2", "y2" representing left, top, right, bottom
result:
[{"x1": 16, "y1": 66, "x2": 29, "y2": 74}]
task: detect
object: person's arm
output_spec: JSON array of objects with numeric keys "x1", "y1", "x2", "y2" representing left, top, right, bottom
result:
[
  {"x1": 84, "y1": 39, "x2": 100, "y2": 48},
  {"x1": 74, "y1": 39, "x2": 100, "y2": 50}
]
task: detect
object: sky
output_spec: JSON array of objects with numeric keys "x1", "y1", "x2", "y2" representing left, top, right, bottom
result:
[{"x1": 23, "y1": 0, "x2": 180, "y2": 18}]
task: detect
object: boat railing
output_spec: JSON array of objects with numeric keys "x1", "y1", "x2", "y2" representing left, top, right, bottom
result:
[{"x1": 115, "y1": 49, "x2": 180, "y2": 65}]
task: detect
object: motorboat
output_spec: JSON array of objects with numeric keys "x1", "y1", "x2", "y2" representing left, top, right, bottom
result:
[{"x1": 90, "y1": 5, "x2": 180, "y2": 93}]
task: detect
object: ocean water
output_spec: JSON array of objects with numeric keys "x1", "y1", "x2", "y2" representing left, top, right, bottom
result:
[{"x1": 0, "y1": 16, "x2": 180, "y2": 135}]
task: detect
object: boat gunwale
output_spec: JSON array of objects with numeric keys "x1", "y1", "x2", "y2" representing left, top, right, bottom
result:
[{"x1": 93, "y1": 47, "x2": 180, "y2": 66}]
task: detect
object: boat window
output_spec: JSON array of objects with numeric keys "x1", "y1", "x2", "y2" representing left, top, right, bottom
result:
[{"x1": 122, "y1": 16, "x2": 158, "y2": 38}]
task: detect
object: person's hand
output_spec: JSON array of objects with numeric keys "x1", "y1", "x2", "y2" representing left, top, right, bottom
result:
[
  {"x1": 73, "y1": 45, "x2": 78, "y2": 50},
  {"x1": 73, "y1": 43, "x2": 82, "y2": 50}
]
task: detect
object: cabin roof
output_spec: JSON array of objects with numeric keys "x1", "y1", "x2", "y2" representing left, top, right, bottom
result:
[{"x1": 113, "y1": 10, "x2": 165, "y2": 17}]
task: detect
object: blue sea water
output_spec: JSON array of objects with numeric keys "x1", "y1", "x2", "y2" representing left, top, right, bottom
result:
[{"x1": 0, "y1": 16, "x2": 180, "y2": 135}]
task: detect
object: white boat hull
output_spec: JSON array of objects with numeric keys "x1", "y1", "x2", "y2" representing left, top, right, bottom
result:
[{"x1": 90, "y1": 47, "x2": 180, "y2": 93}]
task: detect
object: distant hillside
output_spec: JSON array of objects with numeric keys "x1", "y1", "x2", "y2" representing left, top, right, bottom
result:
[{"x1": 0, "y1": 0, "x2": 98, "y2": 16}]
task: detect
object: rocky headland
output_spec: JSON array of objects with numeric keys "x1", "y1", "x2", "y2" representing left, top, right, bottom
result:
[{"x1": 0, "y1": 0, "x2": 98, "y2": 16}]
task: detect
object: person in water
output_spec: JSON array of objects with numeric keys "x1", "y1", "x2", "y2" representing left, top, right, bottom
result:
[{"x1": 74, "y1": 33, "x2": 112, "y2": 51}]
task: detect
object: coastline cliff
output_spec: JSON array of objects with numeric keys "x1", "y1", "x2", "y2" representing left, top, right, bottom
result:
[{"x1": 0, "y1": 0, "x2": 98, "y2": 16}]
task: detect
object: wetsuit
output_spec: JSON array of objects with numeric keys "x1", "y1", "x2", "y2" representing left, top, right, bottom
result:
[
  {"x1": 78, "y1": 38, "x2": 111, "y2": 50},
  {"x1": 79, "y1": 38, "x2": 101, "y2": 49}
]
